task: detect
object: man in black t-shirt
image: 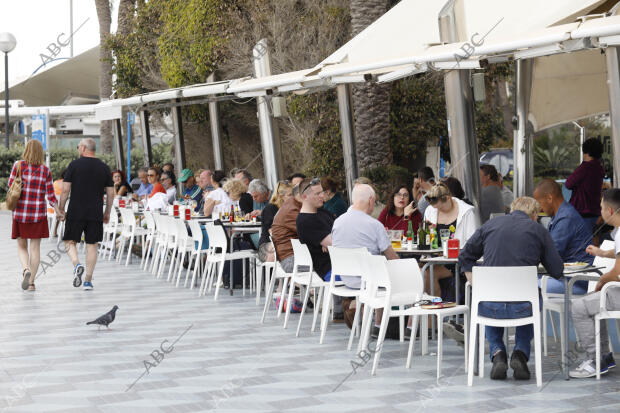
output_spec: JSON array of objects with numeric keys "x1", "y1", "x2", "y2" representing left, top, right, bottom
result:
[
  {"x1": 296, "y1": 179, "x2": 334, "y2": 279},
  {"x1": 59, "y1": 138, "x2": 114, "y2": 291}
]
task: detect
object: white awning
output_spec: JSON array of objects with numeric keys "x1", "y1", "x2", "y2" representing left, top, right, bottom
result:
[
  {"x1": 0, "y1": 104, "x2": 97, "y2": 119},
  {"x1": 0, "y1": 46, "x2": 100, "y2": 107}
]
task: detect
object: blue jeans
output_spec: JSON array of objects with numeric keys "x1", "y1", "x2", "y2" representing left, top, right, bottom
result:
[
  {"x1": 537, "y1": 275, "x2": 588, "y2": 295},
  {"x1": 479, "y1": 301, "x2": 539, "y2": 361}
]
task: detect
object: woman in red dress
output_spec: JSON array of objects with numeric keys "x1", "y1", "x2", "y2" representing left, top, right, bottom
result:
[
  {"x1": 8, "y1": 140, "x2": 64, "y2": 291},
  {"x1": 378, "y1": 185, "x2": 421, "y2": 232}
]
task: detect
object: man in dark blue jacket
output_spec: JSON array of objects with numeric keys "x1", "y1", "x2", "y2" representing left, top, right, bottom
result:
[{"x1": 459, "y1": 196, "x2": 563, "y2": 381}]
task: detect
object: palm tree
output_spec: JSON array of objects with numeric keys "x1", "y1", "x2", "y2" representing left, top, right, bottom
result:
[
  {"x1": 95, "y1": 0, "x2": 113, "y2": 154},
  {"x1": 350, "y1": 0, "x2": 392, "y2": 172}
]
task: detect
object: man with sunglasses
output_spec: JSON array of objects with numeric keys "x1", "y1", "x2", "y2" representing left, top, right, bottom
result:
[
  {"x1": 297, "y1": 178, "x2": 334, "y2": 280},
  {"x1": 133, "y1": 167, "x2": 152, "y2": 200},
  {"x1": 161, "y1": 171, "x2": 177, "y2": 204}
]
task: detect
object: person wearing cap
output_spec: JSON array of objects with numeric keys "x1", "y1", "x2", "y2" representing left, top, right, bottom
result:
[{"x1": 178, "y1": 168, "x2": 202, "y2": 211}]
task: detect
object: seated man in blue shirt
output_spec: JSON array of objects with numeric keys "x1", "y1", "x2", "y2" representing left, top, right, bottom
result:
[
  {"x1": 178, "y1": 168, "x2": 202, "y2": 211},
  {"x1": 534, "y1": 179, "x2": 593, "y2": 294},
  {"x1": 133, "y1": 167, "x2": 152, "y2": 199},
  {"x1": 459, "y1": 197, "x2": 564, "y2": 381}
]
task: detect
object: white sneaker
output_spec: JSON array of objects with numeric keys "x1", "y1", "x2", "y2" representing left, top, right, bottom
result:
[{"x1": 569, "y1": 359, "x2": 608, "y2": 378}]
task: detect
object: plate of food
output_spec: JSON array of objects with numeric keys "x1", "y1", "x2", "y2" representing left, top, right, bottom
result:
[{"x1": 564, "y1": 262, "x2": 589, "y2": 271}]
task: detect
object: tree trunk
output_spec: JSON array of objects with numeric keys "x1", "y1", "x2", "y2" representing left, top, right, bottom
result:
[
  {"x1": 117, "y1": 0, "x2": 136, "y2": 36},
  {"x1": 350, "y1": 0, "x2": 392, "y2": 172},
  {"x1": 95, "y1": 0, "x2": 113, "y2": 154}
]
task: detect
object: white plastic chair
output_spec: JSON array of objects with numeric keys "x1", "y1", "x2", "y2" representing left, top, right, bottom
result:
[
  {"x1": 284, "y1": 240, "x2": 326, "y2": 336},
  {"x1": 467, "y1": 266, "x2": 542, "y2": 387},
  {"x1": 99, "y1": 207, "x2": 120, "y2": 260},
  {"x1": 358, "y1": 257, "x2": 469, "y2": 378},
  {"x1": 140, "y1": 210, "x2": 157, "y2": 269},
  {"x1": 256, "y1": 249, "x2": 276, "y2": 305},
  {"x1": 260, "y1": 238, "x2": 294, "y2": 322},
  {"x1": 155, "y1": 216, "x2": 178, "y2": 278},
  {"x1": 595, "y1": 279, "x2": 620, "y2": 379},
  {"x1": 170, "y1": 218, "x2": 194, "y2": 284},
  {"x1": 184, "y1": 220, "x2": 210, "y2": 289},
  {"x1": 116, "y1": 208, "x2": 149, "y2": 266},
  {"x1": 322, "y1": 246, "x2": 369, "y2": 347},
  {"x1": 149, "y1": 213, "x2": 168, "y2": 273},
  {"x1": 198, "y1": 223, "x2": 257, "y2": 300},
  {"x1": 541, "y1": 240, "x2": 617, "y2": 357}
]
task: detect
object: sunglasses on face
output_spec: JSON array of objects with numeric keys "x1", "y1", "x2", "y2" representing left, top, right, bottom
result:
[
  {"x1": 147, "y1": 174, "x2": 156, "y2": 177},
  {"x1": 301, "y1": 178, "x2": 321, "y2": 195},
  {"x1": 427, "y1": 195, "x2": 447, "y2": 205}
]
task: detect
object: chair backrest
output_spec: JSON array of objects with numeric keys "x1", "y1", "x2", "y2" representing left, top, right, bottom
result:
[
  {"x1": 205, "y1": 223, "x2": 228, "y2": 251},
  {"x1": 175, "y1": 218, "x2": 190, "y2": 244},
  {"x1": 187, "y1": 220, "x2": 204, "y2": 248},
  {"x1": 587, "y1": 239, "x2": 617, "y2": 292},
  {"x1": 361, "y1": 254, "x2": 391, "y2": 301},
  {"x1": 143, "y1": 210, "x2": 155, "y2": 231},
  {"x1": 291, "y1": 239, "x2": 313, "y2": 273},
  {"x1": 471, "y1": 266, "x2": 539, "y2": 312},
  {"x1": 385, "y1": 258, "x2": 424, "y2": 300}
]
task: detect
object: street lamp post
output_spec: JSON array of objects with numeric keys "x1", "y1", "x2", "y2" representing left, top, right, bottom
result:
[{"x1": 0, "y1": 32, "x2": 17, "y2": 148}]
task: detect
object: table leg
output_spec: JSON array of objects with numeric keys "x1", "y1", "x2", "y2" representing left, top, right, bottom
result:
[
  {"x1": 229, "y1": 231, "x2": 235, "y2": 296},
  {"x1": 455, "y1": 263, "x2": 460, "y2": 322},
  {"x1": 430, "y1": 264, "x2": 436, "y2": 341},
  {"x1": 563, "y1": 277, "x2": 569, "y2": 379}
]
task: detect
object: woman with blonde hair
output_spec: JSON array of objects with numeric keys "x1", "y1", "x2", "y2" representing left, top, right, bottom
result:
[
  {"x1": 422, "y1": 182, "x2": 477, "y2": 297},
  {"x1": 8, "y1": 140, "x2": 64, "y2": 291},
  {"x1": 258, "y1": 180, "x2": 293, "y2": 261}
]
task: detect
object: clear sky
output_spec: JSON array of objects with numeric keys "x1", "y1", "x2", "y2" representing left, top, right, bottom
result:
[{"x1": 0, "y1": 0, "x2": 119, "y2": 86}]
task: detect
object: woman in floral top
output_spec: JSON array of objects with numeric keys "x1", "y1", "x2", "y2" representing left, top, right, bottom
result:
[{"x1": 8, "y1": 140, "x2": 64, "y2": 291}]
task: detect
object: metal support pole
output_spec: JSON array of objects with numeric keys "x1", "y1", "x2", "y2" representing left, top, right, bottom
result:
[
  {"x1": 513, "y1": 59, "x2": 534, "y2": 197},
  {"x1": 439, "y1": 1, "x2": 481, "y2": 224},
  {"x1": 253, "y1": 39, "x2": 283, "y2": 191},
  {"x1": 606, "y1": 46, "x2": 620, "y2": 186},
  {"x1": 139, "y1": 110, "x2": 152, "y2": 167},
  {"x1": 69, "y1": 0, "x2": 74, "y2": 58},
  {"x1": 572, "y1": 121, "x2": 585, "y2": 163},
  {"x1": 171, "y1": 99, "x2": 186, "y2": 193},
  {"x1": 337, "y1": 84, "x2": 358, "y2": 202},
  {"x1": 4, "y1": 52, "x2": 9, "y2": 148},
  {"x1": 113, "y1": 119, "x2": 125, "y2": 171},
  {"x1": 207, "y1": 73, "x2": 224, "y2": 170}
]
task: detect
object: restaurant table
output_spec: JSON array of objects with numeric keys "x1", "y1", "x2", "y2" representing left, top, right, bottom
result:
[
  {"x1": 539, "y1": 265, "x2": 603, "y2": 380},
  {"x1": 198, "y1": 221, "x2": 261, "y2": 296}
]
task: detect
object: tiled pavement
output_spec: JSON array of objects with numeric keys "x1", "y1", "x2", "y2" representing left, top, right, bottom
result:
[{"x1": 0, "y1": 212, "x2": 618, "y2": 412}]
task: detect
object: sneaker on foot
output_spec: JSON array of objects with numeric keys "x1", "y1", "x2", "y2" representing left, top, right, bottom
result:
[
  {"x1": 605, "y1": 353, "x2": 616, "y2": 370},
  {"x1": 510, "y1": 350, "x2": 531, "y2": 380},
  {"x1": 73, "y1": 264, "x2": 84, "y2": 288},
  {"x1": 83, "y1": 281, "x2": 93, "y2": 291},
  {"x1": 490, "y1": 350, "x2": 508, "y2": 380},
  {"x1": 569, "y1": 358, "x2": 609, "y2": 378}
]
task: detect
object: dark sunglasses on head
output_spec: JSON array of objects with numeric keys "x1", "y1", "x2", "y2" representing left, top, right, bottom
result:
[{"x1": 301, "y1": 178, "x2": 321, "y2": 195}]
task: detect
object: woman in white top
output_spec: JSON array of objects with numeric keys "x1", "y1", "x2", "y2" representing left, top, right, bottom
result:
[
  {"x1": 203, "y1": 170, "x2": 232, "y2": 217},
  {"x1": 422, "y1": 182, "x2": 478, "y2": 297}
]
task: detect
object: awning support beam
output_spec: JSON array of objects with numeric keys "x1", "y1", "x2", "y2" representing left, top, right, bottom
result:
[
  {"x1": 606, "y1": 46, "x2": 620, "y2": 186},
  {"x1": 207, "y1": 73, "x2": 224, "y2": 170},
  {"x1": 139, "y1": 110, "x2": 152, "y2": 168},
  {"x1": 513, "y1": 59, "x2": 535, "y2": 197},
  {"x1": 113, "y1": 119, "x2": 125, "y2": 172},
  {"x1": 439, "y1": 0, "x2": 482, "y2": 224},
  {"x1": 253, "y1": 39, "x2": 283, "y2": 191},
  {"x1": 171, "y1": 99, "x2": 186, "y2": 193},
  {"x1": 337, "y1": 84, "x2": 358, "y2": 201}
]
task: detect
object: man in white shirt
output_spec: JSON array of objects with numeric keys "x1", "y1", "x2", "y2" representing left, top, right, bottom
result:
[
  {"x1": 161, "y1": 171, "x2": 177, "y2": 204},
  {"x1": 570, "y1": 188, "x2": 620, "y2": 378}
]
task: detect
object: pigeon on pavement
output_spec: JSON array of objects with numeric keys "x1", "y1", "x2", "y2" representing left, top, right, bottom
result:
[{"x1": 86, "y1": 305, "x2": 119, "y2": 329}]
